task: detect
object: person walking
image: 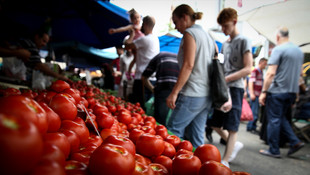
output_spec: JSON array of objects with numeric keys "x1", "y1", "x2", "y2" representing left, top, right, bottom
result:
[
  {"x1": 247, "y1": 58, "x2": 268, "y2": 133},
  {"x1": 259, "y1": 27, "x2": 305, "y2": 158},
  {"x1": 210, "y1": 8, "x2": 253, "y2": 168},
  {"x1": 165, "y1": 4, "x2": 216, "y2": 148}
]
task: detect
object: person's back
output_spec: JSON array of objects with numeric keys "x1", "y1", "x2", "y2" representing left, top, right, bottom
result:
[{"x1": 268, "y1": 42, "x2": 303, "y2": 93}]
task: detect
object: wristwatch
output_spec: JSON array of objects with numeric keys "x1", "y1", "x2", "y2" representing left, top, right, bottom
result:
[{"x1": 262, "y1": 91, "x2": 267, "y2": 93}]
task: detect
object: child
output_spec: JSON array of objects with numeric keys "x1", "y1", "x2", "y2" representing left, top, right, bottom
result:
[{"x1": 108, "y1": 8, "x2": 144, "y2": 40}]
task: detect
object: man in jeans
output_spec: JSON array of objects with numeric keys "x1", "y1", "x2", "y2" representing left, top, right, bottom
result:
[
  {"x1": 247, "y1": 58, "x2": 267, "y2": 133},
  {"x1": 259, "y1": 27, "x2": 305, "y2": 158}
]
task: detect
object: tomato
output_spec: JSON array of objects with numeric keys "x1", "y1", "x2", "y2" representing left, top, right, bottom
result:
[
  {"x1": 199, "y1": 160, "x2": 232, "y2": 175},
  {"x1": 155, "y1": 125, "x2": 169, "y2": 140},
  {"x1": 30, "y1": 160, "x2": 66, "y2": 175},
  {"x1": 194, "y1": 144, "x2": 221, "y2": 164},
  {"x1": 60, "y1": 118, "x2": 90, "y2": 144},
  {"x1": 50, "y1": 80, "x2": 70, "y2": 92},
  {"x1": 136, "y1": 133, "x2": 165, "y2": 158},
  {"x1": 129, "y1": 128, "x2": 145, "y2": 144},
  {"x1": 132, "y1": 112, "x2": 143, "y2": 122},
  {"x1": 118, "y1": 108, "x2": 132, "y2": 125},
  {"x1": 0, "y1": 113, "x2": 43, "y2": 175},
  {"x1": 21, "y1": 89, "x2": 35, "y2": 98},
  {"x1": 0, "y1": 95, "x2": 47, "y2": 134},
  {"x1": 149, "y1": 163, "x2": 169, "y2": 175},
  {"x1": 62, "y1": 88, "x2": 81, "y2": 104},
  {"x1": 175, "y1": 149, "x2": 194, "y2": 157},
  {"x1": 60, "y1": 129, "x2": 81, "y2": 154},
  {"x1": 177, "y1": 140, "x2": 193, "y2": 152},
  {"x1": 65, "y1": 160, "x2": 88, "y2": 175},
  {"x1": 84, "y1": 112, "x2": 98, "y2": 131},
  {"x1": 107, "y1": 104, "x2": 117, "y2": 114},
  {"x1": 133, "y1": 161, "x2": 154, "y2": 175},
  {"x1": 41, "y1": 143, "x2": 66, "y2": 167},
  {"x1": 49, "y1": 93, "x2": 77, "y2": 120},
  {"x1": 39, "y1": 102, "x2": 61, "y2": 133},
  {"x1": 103, "y1": 135, "x2": 136, "y2": 156},
  {"x1": 0, "y1": 87, "x2": 21, "y2": 97},
  {"x1": 144, "y1": 120, "x2": 156, "y2": 129},
  {"x1": 144, "y1": 116, "x2": 156, "y2": 126},
  {"x1": 141, "y1": 125, "x2": 156, "y2": 135},
  {"x1": 162, "y1": 141, "x2": 176, "y2": 159},
  {"x1": 153, "y1": 155, "x2": 173, "y2": 174},
  {"x1": 92, "y1": 103, "x2": 109, "y2": 115},
  {"x1": 135, "y1": 153, "x2": 151, "y2": 165},
  {"x1": 96, "y1": 112, "x2": 114, "y2": 129},
  {"x1": 100, "y1": 128, "x2": 119, "y2": 141},
  {"x1": 88, "y1": 133, "x2": 103, "y2": 147},
  {"x1": 172, "y1": 154, "x2": 201, "y2": 175},
  {"x1": 44, "y1": 91, "x2": 57, "y2": 104},
  {"x1": 70, "y1": 150, "x2": 92, "y2": 165},
  {"x1": 232, "y1": 171, "x2": 251, "y2": 175},
  {"x1": 80, "y1": 97, "x2": 89, "y2": 108},
  {"x1": 89, "y1": 143, "x2": 135, "y2": 175},
  {"x1": 43, "y1": 132, "x2": 71, "y2": 159},
  {"x1": 165, "y1": 135, "x2": 181, "y2": 149}
]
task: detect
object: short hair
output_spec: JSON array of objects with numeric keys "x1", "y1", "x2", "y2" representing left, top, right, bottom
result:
[
  {"x1": 278, "y1": 27, "x2": 289, "y2": 37},
  {"x1": 217, "y1": 8, "x2": 238, "y2": 24},
  {"x1": 259, "y1": 58, "x2": 267, "y2": 64},
  {"x1": 143, "y1": 16, "x2": 155, "y2": 29},
  {"x1": 173, "y1": 4, "x2": 203, "y2": 21}
]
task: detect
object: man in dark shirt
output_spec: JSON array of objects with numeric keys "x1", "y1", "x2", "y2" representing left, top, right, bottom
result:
[{"x1": 142, "y1": 52, "x2": 179, "y2": 125}]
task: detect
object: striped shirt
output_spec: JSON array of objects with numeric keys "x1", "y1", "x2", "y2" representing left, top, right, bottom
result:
[{"x1": 249, "y1": 67, "x2": 263, "y2": 96}]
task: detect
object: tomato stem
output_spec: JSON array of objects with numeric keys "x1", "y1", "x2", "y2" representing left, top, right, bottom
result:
[{"x1": 3, "y1": 118, "x2": 19, "y2": 129}]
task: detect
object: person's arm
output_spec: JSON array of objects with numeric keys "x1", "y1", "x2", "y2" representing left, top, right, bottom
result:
[
  {"x1": 0, "y1": 47, "x2": 31, "y2": 62},
  {"x1": 225, "y1": 51, "x2": 253, "y2": 83},
  {"x1": 141, "y1": 76, "x2": 154, "y2": 93},
  {"x1": 249, "y1": 71, "x2": 256, "y2": 100},
  {"x1": 34, "y1": 63, "x2": 70, "y2": 82},
  {"x1": 259, "y1": 65, "x2": 277, "y2": 105},
  {"x1": 166, "y1": 32, "x2": 196, "y2": 109},
  {"x1": 108, "y1": 24, "x2": 133, "y2": 34}
]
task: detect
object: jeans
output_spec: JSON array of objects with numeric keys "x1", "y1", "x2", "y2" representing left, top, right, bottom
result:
[
  {"x1": 247, "y1": 96, "x2": 259, "y2": 131},
  {"x1": 154, "y1": 89, "x2": 171, "y2": 126},
  {"x1": 266, "y1": 93, "x2": 300, "y2": 154},
  {"x1": 167, "y1": 94, "x2": 212, "y2": 148}
]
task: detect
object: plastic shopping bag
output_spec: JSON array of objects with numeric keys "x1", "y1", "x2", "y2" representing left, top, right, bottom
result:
[{"x1": 241, "y1": 98, "x2": 253, "y2": 121}]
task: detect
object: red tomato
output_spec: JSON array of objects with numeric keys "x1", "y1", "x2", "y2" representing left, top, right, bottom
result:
[
  {"x1": 89, "y1": 143, "x2": 135, "y2": 175},
  {"x1": 41, "y1": 143, "x2": 66, "y2": 167},
  {"x1": 88, "y1": 133, "x2": 103, "y2": 147},
  {"x1": 232, "y1": 171, "x2": 251, "y2": 175},
  {"x1": 0, "y1": 87, "x2": 21, "y2": 97},
  {"x1": 100, "y1": 128, "x2": 119, "y2": 141},
  {"x1": 60, "y1": 129, "x2": 81, "y2": 154},
  {"x1": 43, "y1": 132, "x2": 71, "y2": 159},
  {"x1": 177, "y1": 140, "x2": 193, "y2": 152},
  {"x1": 44, "y1": 91, "x2": 57, "y2": 104},
  {"x1": 30, "y1": 160, "x2": 66, "y2": 175},
  {"x1": 0, "y1": 95, "x2": 47, "y2": 134},
  {"x1": 162, "y1": 141, "x2": 176, "y2": 159},
  {"x1": 49, "y1": 93, "x2": 77, "y2": 120},
  {"x1": 133, "y1": 161, "x2": 154, "y2": 175},
  {"x1": 144, "y1": 116, "x2": 156, "y2": 126},
  {"x1": 135, "y1": 153, "x2": 151, "y2": 165},
  {"x1": 60, "y1": 118, "x2": 90, "y2": 144},
  {"x1": 144, "y1": 121, "x2": 155, "y2": 129},
  {"x1": 165, "y1": 135, "x2": 181, "y2": 149},
  {"x1": 136, "y1": 133, "x2": 165, "y2": 158},
  {"x1": 129, "y1": 128, "x2": 145, "y2": 144},
  {"x1": 118, "y1": 108, "x2": 132, "y2": 125},
  {"x1": 39, "y1": 102, "x2": 61, "y2": 133},
  {"x1": 172, "y1": 154, "x2": 201, "y2": 175},
  {"x1": 175, "y1": 149, "x2": 194, "y2": 157},
  {"x1": 0, "y1": 113, "x2": 43, "y2": 175},
  {"x1": 62, "y1": 88, "x2": 81, "y2": 104},
  {"x1": 70, "y1": 150, "x2": 92, "y2": 165},
  {"x1": 194, "y1": 144, "x2": 221, "y2": 163},
  {"x1": 103, "y1": 135, "x2": 136, "y2": 156},
  {"x1": 80, "y1": 97, "x2": 89, "y2": 108},
  {"x1": 132, "y1": 112, "x2": 143, "y2": 123},
  {"x1": 50, "y1": 80, "x2": 70, "y2": 92},
  {"x1": 153, "y1": 155, "x2": 173, "y2": 174},
  {"x1": 155, "y1": 125, "x2": 169, "y2": 139},
  {"x1": 141, "y1": 125, "x2": 156, "y2": 135},
  {"x1": 92, "y1": 103, "x2": 109, "y2": 115},
  {"x1": 199, "y1": 160, "x2": 232, "y2": 175},
  {"x1": 149, "y1": 163, "x2": 169, "y2": 175},
  {"x1": 65, "y1": 160, "x2": 88, "y2": 175}
]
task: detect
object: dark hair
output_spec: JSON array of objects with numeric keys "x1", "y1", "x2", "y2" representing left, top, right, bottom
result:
[
  {"x1": 278, "y1": 27, "x2": 289, "y2": 37},
  {"x1": 143, "y1": 16, "x2": 155, "y2": 29},
  {"x1": 128, "y1": 8, "x2": 139, "y2": 20},
  {"x1": 173, "y1": 4, "x2": 203, "y2": 21},
  {"x1": 259, "y1": 58, "x2": 267, "y2": 64},
  {"x1": 217, "y1": 8, "x2": 238, "y2": 24}
]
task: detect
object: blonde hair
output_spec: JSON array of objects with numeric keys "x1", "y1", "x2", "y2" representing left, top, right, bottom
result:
[{"x1": 173, "y1": 4, "x2": 203, "y2": 21}]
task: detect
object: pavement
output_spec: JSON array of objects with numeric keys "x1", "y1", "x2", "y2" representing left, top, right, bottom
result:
[{"x1": 205, "y1": 121, "x2": 310, "y2": 175}]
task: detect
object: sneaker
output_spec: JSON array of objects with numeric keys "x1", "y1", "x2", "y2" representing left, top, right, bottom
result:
[
  {"x1": 205, "y1": 127, "x2": 213, "y2": 143},
  {"x1": 287, "y1": 142, "x2": 305, "y2": 156},
  {"x1": 228, "y1": 141, "x2": 244, "y2": 162},
  {"x1": 259, "y1": 149, "x2": 281, "y2": 158},
  {"x1": 221, "y1": 160, "x2": 230, "y2": 168}
]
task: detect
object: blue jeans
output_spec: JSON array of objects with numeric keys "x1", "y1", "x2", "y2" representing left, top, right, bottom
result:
[
  {"x1": 266, "y1": 93, "x2": 300, "y2": 154},
  {"x1": 247, "y1": 96, "x2": 259, "y2": 131},
  {"x1": 167, "y1": 94, "x2": 212, "y2": 148}
]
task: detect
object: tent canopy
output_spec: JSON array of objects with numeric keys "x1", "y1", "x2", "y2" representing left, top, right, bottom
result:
[{"x1": 238, "y1": 0, "x2": 310, "y2": 53}]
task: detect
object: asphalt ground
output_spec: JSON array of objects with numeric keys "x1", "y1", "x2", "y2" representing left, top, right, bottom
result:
[{"x1": 205, "y1": 121, "x2": 310, "y2": 175}]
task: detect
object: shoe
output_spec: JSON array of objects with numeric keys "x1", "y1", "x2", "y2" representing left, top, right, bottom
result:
[
  {"x1": 220, "y1": 138, "x2": 227, "y2": 145},
  {"x1": 221, "y1": 160, "x2": 230, "y2": 168},
  {"x1": 250, "y1": 130, "x2": 260, "y2": 135},
  {"x1": 287, "y1": 142, "x2": 305, "y2": 156},
  {"x1": 259, "y1": 149, "x2": 281, "y2": 158},
  {"x1": 205, "y1": 127, "x2": 213, "y2": 143},
  {"x1": 228, "y1": 141, "x2": 244, "y2": 162}
]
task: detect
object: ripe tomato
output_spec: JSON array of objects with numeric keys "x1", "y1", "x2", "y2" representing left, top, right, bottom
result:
[
  {"x1": 133, "y1": 161, "x2": 154, "y2": 175},
  {"x1": 232, "y1": 171, "x2": 251, "y2": 175},
  {"x1": 175, "y1": 149, "x2": 194, "y2": 157},
  {"x1": 41, "y1": 143, "x2": 66, "y2": 167},
  {"x1": 39, "y1": 102, "x2": 61, "y2": 133},
  {"x1": 129, "y1": 128, "x2": 145, "y2": 144},
  {"x1": 136, "y1": 133, "x2": 165, "y2": 158},
  {"x1": 88, "y1": 133, "x2": 103, "y2": 147},
  {"x1": 172, "y1": 154, "x2": 201, "y2": 175},
  {"x1": 141, "y1": 125, "x2": 156, "y2": 135},
  {"x1": 177, "y1": 140, "x2": 193, "y2": 152},
  {"x1": 103, "y1": 135, "x2": 136, "y2": 156},
  {"x1": 149, "y1": 163, "x2": 169, "y2": 175},
  {"x1": 65, "y1": 160, "x2": 88, "y2": 175},
  {"x1": 50, "y1": 80, "x2": 70, "y2": 92},
  {"x1": 118, "y1": 108, "x2": 132, "y2": 125},
  {"x1": 0, "y1": 113, "x2": 43, "y2": 175},
  {"x1": 194, "y1": 144, "x2": 221, "y2": 163},
  {"x1": 199, "y1": 160, "x2": 232, "y2": 175},
  {"x1": 162, "y1": 141, "x2": 176, "y2": 158},
  {"x1": 60, "y1": 129, "x2": 81, "y2": 154},
  {"x1": 135, "y1": 153, "x2": 151, "y2": 165},
  {"x1": 30, "y1": 160, "x2": 66, "y2": 175},
  {"x1": 49, "y1": 93, "x2": 77, "y2": 120},
  {"x1": 43, "y1": 132, "x2": 71, "y2": 159},
  {"x1": 70, "y1": 151, "x2": 92, "y2": 165},
  {"x1": 0, "y1": 87, "x2": 21, "y2": 97},
  {"x1": 89, "y1": 143, "x2": 135, "y2": 175},
  {"x1": 155, "y1": 125, "x2": 169, "y2": 140},
  {"x1": 153, "y1": 155, "x2": 173, "y2": 174},
  {"x1": 62, "y1": 88, "x2": 81, "y2": 104},
  {"x1": 144, "y1": 116, "x2": 156, "y2": 126},
  {"x1": 100, "y1": 128, "x2": 119, "y2": 141},
  {"x1": 165, "y1": 135, "x2": 181, "y2": 149},
  {"x1": 60, "y1": 118, "x2": 90, "y2": 144},
  {"x1": 0, "y1": 95, "x2": 47, "y2": 134}
]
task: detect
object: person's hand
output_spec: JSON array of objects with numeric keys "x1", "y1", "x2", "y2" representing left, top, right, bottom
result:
[
  {"x1": 108, "y1": 28, "x2": 115, "y2": 34},
  {"x1": 15, "y1": 49, "x2": 31, "y2": 62},
  {"x1": 259, "y1": 93, "x2": 267, "y2": 106},
  {"x1": 250, "y1": 93, "x2": 256, "y2": 101},
  {"x1": 166, "y1": 92, "x2": 177, "y2": 110}
]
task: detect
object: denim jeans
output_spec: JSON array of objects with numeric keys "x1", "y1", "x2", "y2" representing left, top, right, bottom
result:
[
  {"x1": 167, "y1": 94, "x2": 212, "y2": 148},
  {"x1": 247, "y1": 96, "x2": 259, "y2": 131},
  {"x1": 266, "y1": 93, "x2": 300, "y2": 154}
]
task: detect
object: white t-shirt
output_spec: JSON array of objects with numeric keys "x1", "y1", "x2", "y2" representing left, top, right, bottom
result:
[{"x1": 133, "y1": 33, "x2": 160, "y2": 79}]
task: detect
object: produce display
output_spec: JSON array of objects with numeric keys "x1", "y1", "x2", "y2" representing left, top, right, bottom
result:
[{"x1": 0, "y1": 80, "x2": 251, "y2": 175}]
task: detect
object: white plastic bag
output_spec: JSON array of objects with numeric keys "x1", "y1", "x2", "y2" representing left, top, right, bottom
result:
[{"x1": 2, "y1": 57, "x2": 27, "y2": 80}]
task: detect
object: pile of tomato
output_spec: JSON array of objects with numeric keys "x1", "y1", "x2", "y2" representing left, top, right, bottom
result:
[{"x1": 0, "y1": 80, "x2": 251, "y2": 175}]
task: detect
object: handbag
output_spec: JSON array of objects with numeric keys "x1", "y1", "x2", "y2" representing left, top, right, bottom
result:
[
  {"x1": 241, "y1": 98, "x2": 254, "y2": 121},
  {"x1": 210, "y1": 58, "x2": 229, "y2": 109}
]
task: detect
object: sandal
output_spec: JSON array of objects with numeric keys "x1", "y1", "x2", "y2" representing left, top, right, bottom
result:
[{"x1": 259, "y1": 149, "x2": 281, "y2": 158}]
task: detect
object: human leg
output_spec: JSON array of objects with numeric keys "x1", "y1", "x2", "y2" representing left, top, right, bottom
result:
[
  {"x1": 154, "y1": 90, "x2": 171, "y2": 126},
  {"x1": 247, "y1": 97, "x2": 259, "y2": 131}
]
